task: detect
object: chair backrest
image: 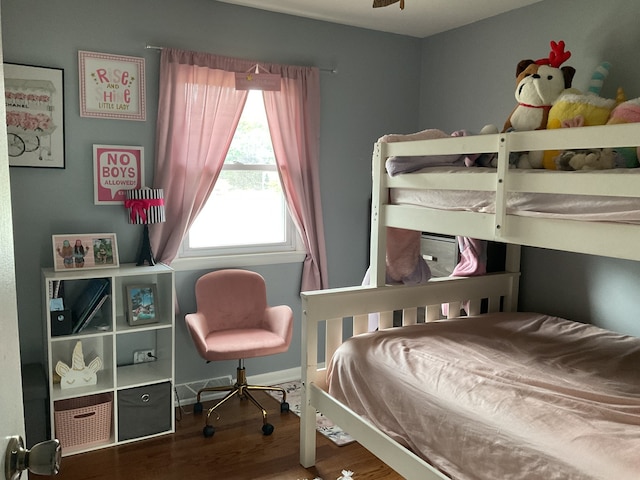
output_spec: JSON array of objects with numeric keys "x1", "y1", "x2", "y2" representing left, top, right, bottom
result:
[{"x1": 193, "y1": 269, "x2": 268, "y2": 331}]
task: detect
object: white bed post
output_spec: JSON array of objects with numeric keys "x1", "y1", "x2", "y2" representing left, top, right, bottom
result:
[
  {"x1": 504, "y1": 244, "x2": 521, "y2": 312},
  {"x1": 299, "y1": 296, "x2": 318, "y2": 468},
  {"x1": 370, "y1": 141, "x2": 387, "y2": 287},
  {"x1": 494, "y1": 134, "x2": 509, "y2": 239},
  {"x1": 496, "y1": 132, "x2": 521, "y2": 312}
]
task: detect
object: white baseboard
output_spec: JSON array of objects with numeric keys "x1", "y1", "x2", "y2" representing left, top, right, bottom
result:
[{"x1": 174, "y1": 366, "x2": 301, "y2": 406}]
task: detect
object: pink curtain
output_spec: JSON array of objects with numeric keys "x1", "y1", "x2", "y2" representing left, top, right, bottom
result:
[
  {"x1": 263, "y1": 71, "x2": 328, "y2": 291},
  {"x1": 151, "y1": 48, "x2": 328, "y2": 291}
]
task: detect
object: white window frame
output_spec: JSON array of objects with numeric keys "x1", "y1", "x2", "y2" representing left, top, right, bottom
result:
[{"x1": 172, "y1": 95, "x2": 306, "y2": 271}]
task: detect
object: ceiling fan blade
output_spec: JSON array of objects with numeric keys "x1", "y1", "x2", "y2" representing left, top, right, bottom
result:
[{"x1": 373, "y1": 0, "x2": 405, "y2": 9}]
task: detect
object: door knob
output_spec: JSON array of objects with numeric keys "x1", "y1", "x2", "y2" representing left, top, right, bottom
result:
[{"x1": 4, "y1": 436, "x2": 61, "y2": 480}]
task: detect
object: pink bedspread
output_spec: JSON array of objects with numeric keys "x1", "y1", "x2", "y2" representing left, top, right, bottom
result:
[{"x1": 327, "y1": 312, "x2": 640, "y2": 479}]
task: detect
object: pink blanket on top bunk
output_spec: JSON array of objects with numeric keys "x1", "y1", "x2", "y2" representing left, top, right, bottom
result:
[
  {"x1": 380, "y1": 127, "x2": 497, "y2": 175},
  {"x1": 327, "y1": 312, "x2": 640, "y2": 480}
]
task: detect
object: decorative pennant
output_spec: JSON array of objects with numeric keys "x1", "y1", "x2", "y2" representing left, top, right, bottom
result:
[{"x1": 235, "y1": 65, "x2": 281, "y2": 91}]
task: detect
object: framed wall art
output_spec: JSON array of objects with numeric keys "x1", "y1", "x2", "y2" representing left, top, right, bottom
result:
[
  {"x1": 4, "y1": 63, "x2": 65, "y2": 168},
  {"x1": 52, "y1": 233, "x2": 119, "y2": 271},
  {"x1": 125, "y1": 284, "x2": 158, "y2": 326},
  {"x1": 93, "y1": 144, "x2": 144, "y2": 204},
  {"x1": 78, "y1": 50, "x2": 146, "y2": 121}
]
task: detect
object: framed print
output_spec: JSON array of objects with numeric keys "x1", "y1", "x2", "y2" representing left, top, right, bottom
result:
[
  {"x1": 52, "y1": 233, "x2": 119, "y2": 271},
  {"x1": 4, "y1": 63, "x2": 65, "y2": 168},
  {"x1": 93, "y1": 145, "x2": 144, "y2": 204},
  {"x1": 126, "y1": 284, "x2": 158, "y2": 326},
  {"x1": 78, "y1": 50, "x2": 146, "y2": 121}
]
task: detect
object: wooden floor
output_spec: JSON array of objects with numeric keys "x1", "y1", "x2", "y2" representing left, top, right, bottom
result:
[{"x1": 34, "y1": 391, "x2": 403, "y2": 480}]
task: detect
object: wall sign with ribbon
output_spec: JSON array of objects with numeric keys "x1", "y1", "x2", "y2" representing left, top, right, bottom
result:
[{"x1": 235, "y1": 64, "x2": 281, "y2": 91}]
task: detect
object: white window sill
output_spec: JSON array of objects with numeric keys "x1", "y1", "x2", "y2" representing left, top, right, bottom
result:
[{"x1": 170, "y1": 250, "x2": 306, "y2": 272}]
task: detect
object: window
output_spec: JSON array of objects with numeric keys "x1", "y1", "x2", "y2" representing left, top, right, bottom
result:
[{"x1": 180, "y1": 90, "x2": 298, "y2": 259}]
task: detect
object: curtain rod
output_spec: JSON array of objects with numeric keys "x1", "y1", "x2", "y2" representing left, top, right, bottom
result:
[{"x1": 145, "y1": 44, "x2": 337, "y2": 74}]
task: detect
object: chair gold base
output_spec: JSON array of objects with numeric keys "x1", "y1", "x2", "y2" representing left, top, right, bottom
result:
[{"x1": 194, "y1": 360, "x2": 289, "y2": 437}]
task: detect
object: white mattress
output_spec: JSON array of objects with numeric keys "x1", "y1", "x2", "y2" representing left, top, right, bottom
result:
[{"x1": 390, "y1": 167, "x2": 640, "y2": 224}]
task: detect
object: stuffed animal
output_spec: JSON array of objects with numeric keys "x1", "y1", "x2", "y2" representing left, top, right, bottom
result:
[
  {"x1": 606, "y1": 96, "x2": 640, "y2": 167},
  {"x1": 556, "y1": 148, "x2": 616, "y2": 171},
  {"x1": 503, "y1": 41, "x2": 575, "y2": 169},
  {"x1": 503, "y1": 40, "x2": 575, "y2": 133},
  {"x1": 547, "y1": 92, "x2": 615, "y2": 129},
  {"x1": 542, "y1": 62, "x2": 616, "y2": 169}
]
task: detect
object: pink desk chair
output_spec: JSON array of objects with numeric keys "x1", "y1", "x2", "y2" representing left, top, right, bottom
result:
[{"x1": 185, "y1": 269, "x2": 293, "y2": 437}]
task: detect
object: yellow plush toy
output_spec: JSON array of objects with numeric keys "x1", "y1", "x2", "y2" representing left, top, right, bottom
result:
[
  {"x1": 546, "y1": 92, "x2": 615, "y2": 129},
  {"x1": 542, "y1": 62, "x2": 616, "y2": 169}
]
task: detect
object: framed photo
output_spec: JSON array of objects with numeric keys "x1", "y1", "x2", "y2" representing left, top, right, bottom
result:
[
  {"x1": 52, "y1": 233, "x2": 119, "y2": 271},
  {"x1": 93, "y1": 144, "x2": 144, "y2": 204},
  {"x1": 78, "y1": 50, "x2": 146, "y2": 121},
  {"x1": 4, "y1": 63, "x2": 65, "y2": 168},
  {"x1": 126, "y1": 284, "x2": 158, "y2": 326}
]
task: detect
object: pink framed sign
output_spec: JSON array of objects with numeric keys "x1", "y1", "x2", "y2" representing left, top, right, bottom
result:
[
  {"x1": 93, "y1": 145, "x2": 144, "y2": 204},
  {"x1": 79, "y1": 51, "x2": 146, "y2": 121}
]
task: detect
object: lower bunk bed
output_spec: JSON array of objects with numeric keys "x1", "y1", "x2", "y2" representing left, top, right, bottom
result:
[
  {"x1": 300, "y1": 124, "x2": 640, "y2": 479},
  {"x1": 300, "y1": 276, "x2": 640, "y2": 480}
]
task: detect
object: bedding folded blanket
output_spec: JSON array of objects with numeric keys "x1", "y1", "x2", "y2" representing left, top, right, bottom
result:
[
  {"x1": 451, "y1": 237, "x2": 486, "y2": 276},
  {"x1": 442, "y1": 237, "x2": 487, "y2": 316},
  {"x1": 363, "y1": 227, "x2": 431, "y2": 286},
  {"x1": 363, "y1": 227, "x2": 431, "y2": 331},
  {"x1": 381, "y1": 127, "x2": 497, "y2": 176}
]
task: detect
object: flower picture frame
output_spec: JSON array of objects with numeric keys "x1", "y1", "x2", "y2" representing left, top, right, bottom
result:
[
  {"x1": 52, "y1": 233, "x2": 119, "y2": 271},
  {"x1": 4, "y1": 63, "x2": 65, "y2": 168}
]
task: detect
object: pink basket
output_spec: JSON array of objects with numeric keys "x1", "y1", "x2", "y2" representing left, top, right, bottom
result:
[{"x1": 54, "y1": 392, "x2": 113, "y2": 449}]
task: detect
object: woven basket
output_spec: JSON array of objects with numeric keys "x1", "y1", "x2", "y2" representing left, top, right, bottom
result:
[{"x1": 54, "y1": 392, "x2": 113, "y2": 449}]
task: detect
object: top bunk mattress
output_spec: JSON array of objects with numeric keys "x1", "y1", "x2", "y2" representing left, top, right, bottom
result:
[
  {"x1": 327, "y1": 312, "x2": 640, "y2": 480},
  {"x1": 390, "y1": 166, "x2": 640, "y2": 224}
]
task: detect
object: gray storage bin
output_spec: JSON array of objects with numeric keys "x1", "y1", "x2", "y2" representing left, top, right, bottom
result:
[{"x1": 117, "y1": 382, "x2": 171, "y2": 441}]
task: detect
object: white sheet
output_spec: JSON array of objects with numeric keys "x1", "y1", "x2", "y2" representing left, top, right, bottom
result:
[{"x1": 391, "y1": 167, "x2": 640, "y2": 223}]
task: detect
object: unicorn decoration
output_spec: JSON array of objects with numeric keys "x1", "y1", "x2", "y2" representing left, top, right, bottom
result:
[{"x1": 55, "y1": 341, "x2": 102, "y2": 389}]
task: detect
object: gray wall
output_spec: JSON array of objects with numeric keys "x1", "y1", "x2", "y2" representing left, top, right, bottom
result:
[
  {"x1": 420, "y1": 0, "x2": 640, "y2": 337},
  {"x1": 2, "y1": 0, "x2": 421, "y2": 383},
  {"x1": 4, "y1": 0, "x2": 640, "y2": 388}
]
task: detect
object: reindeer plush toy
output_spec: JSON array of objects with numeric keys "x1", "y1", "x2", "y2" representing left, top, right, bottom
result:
[{"x1": 503, "y1": 40, "x2": 575, "y2": 133}]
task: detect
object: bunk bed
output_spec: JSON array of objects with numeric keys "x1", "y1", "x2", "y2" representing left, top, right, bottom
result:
[{"x1": 299, "y1": 123, "x2": 640, "y2": 480}]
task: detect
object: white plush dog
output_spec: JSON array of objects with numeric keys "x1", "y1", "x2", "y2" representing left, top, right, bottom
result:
[{"x1": 503, "y1": 41, "x2": 575, "y2": 132}]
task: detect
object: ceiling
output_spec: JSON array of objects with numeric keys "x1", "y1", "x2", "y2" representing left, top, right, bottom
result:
[{"x1": 216, "y1": 0, "x2": 543, "y2": 38}]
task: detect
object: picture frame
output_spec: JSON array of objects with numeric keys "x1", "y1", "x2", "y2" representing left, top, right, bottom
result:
[
  {"x1": 4, "y1": 63, "x2": 65, "y2": 168},
  {"x1": 52, "y1": 233, "x2": 119, "y2": 271},
  {"x1": 93, "y1": 144, "x2": 144, "y2": 204},
  {"x1": 125, "y1": 284, "x2": 158, "y2": 326},
  {"x1": 78, "y1": 50, "x2": 146, "y2": 121}
]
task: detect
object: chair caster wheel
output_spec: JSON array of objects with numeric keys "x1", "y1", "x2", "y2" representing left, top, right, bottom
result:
[
  {"x1": 262, "y1": 423, "x2": 274, "y2": 436},
  {"x1": 280, "y1": 401, "x2": 290, "y2": 413},
  {"x1": 203, "y1": 425, "x2": 215, "y2": 437},
  {"x1": 193, "y1": 402, "x2": 203, "y2": 414}
]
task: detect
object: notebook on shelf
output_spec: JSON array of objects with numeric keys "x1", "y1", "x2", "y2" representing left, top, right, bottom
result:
[
  {"x1": 74, "y1": 293, "x2": 110, "y2": 333},
  {"x1": 72, "y1": 278, "x2": 110, "y2": 334}
]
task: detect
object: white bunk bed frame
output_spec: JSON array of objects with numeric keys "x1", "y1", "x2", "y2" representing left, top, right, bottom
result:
[{"x1": 299, "y1": 124, "x2": 640, "y2": 479}]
